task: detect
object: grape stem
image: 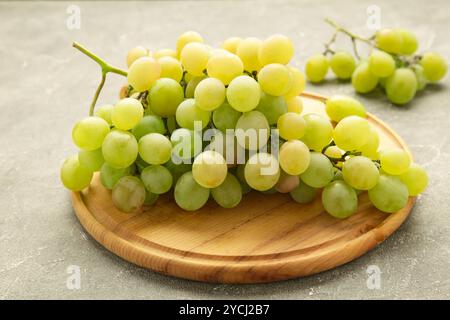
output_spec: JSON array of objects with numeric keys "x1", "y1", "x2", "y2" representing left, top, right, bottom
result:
[{"x1": 72, "y1": 42, "x2": 128, "y2": 115}]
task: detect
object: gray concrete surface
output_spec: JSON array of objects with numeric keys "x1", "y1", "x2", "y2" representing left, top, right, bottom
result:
[{"x1": 0, "y1": 0, "x2": 449, "y2": 299}]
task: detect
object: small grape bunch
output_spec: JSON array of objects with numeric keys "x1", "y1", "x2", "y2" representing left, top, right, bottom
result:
[{"x1": 305, "y1": 18, "x2": 448, "y2": 105}]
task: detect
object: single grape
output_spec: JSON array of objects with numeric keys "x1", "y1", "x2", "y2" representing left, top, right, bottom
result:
[
  {"x1": 244, "y1": 152, "x2": 280, "y2": 191},
  {"x1": 111, "y1": 98, "x2": 143, "y2": 130},
  {"x1": 221, "y1": 37, "x2": 242, "y2": 54},
  {"x1": 322, "y1": 180, "x2": 358, "y2": 219},
  {"x1": 192, "y1": 150, "x2": 228, "y2": 188},
  {"x1": 102, "y1": 130, "x2": 138, "y2": 169},
  {"x1": 351, "y1": 62, "x2": 378, "y2": 93},
  {"x1": 301, "y1": 113, "x2": 333, "y2": 152},
  {"x1": 141, "y1": 165, "x2": 173, "y2": 194},
  {"x1": 342, "y1": 156, "x2": 379, "y2": 190},
  {"x1": 158, "y1": 56, "x2": 183, "y2": 82},
  {"x1": 412, "y1": 65, "x2": 427, "y2": 91},
  {"x1": 289, "y1": 180, "x2": 317, "y2": 204},
  {"x1": 236, "y1": 37, "x2": 262, "y2": 72},
  {"x1": 211, "y1": 173, "x2": 242, "y2": 208},
  {"x1": 174, "y1": 171, "x2": 210, "y2": 211},
  {"x1": 359, "y1": 126, "x2": 380, "y2": 160},
  {"x1": 164, "y1": 158, "x2": 192, "y2": 184},
  {"x1": 325, "y1": 95, "x2": 366, "y2": 122},
  {"x1": 112, "y1": 176, "x2": 146, "y2": 213},
  {"x1": 180, "y1": 42, "x2": 210, "y2": 76},
  {"x1": 330, "y1": 51, "x2": 356, "y2": 80},
  {"x1": 78, "y1": 148, "x2": 104, "y2": 172},
  {"x1": 175, "y1": 98, "x2": 211, "y2": 129},
  {"x1": 420, "y1": 52, "x2": 448, "y2": 82},
  {"x1": 226, "y1": 75, "x2": 261, "y2": 112},
  {"x1": 176, "y1": 31, "x2": 203, "y2": 57},
  {"x1": 300, "y1": 152, "x2": 334, "y2": 188},
  {"x1": 324, "y1": 146, "x2": 343, "y2": 159},
  {"x1": 212, "y1": 103, "x2": 241, "y2": 132},
  {"x1": 206, "y1": 53, "x2": 244, "y2": 85},
  {"x1": 171, "y1": 128, "x2": 202, "y2": 162},
  {"x1": 284, "y1": 67, "x2": 306, "y2": 98},
  {"x1": 144, "y1": 191, "x2": 159, "y2": 206},
  {"x1": 333, "y1": 116, "x2": 370, "y2": 151},
  {"x1": 368, "y1": 51, "x2": 396, "y2": 78},
  {"x1": 279, "y1": 140, "x2": 310, "y2": 175},
  {"x1": 286, "y1": 96, "x2": 303, "y2": 114},
  {"x1": 72, "y1": 116, "x2": 110, "y2": 151},
  {"x1": 277, "y1": 112, "x2": 306, "y2": 140},
  {"x1": 235, "y1": 111, "x2": 270, "y2": 150},
  {"x1": 95, "y1": 104, "x2": 114, "y2": 125},
  {"x1": 185, "y1": 75, "x2": 206, "y2": 98},
  {"x1": 398, "y1": 163, "x2": 428, "y2": 196},
  {"x1": 255, "y1": 92, "x2": 288, "y2": 125},
  {"x1": 60, "y1": 155, "x2": 93, "y2": 191},
  {"x1": 380, "y1": 148, "x2": 411, "y2": 175},
  {"x1": 194, "y1": 78, "x2": 226, "y2": 111},
  {"x1": 258, "y1": 34, "x2": 294, "y2": 66},
  {"x1": 131, "y1": 115, "x2": 166, "y2": 141},
  {"x1": 100, "y1": 163, "x2": 134, "y2": 190},
  {"x1": 147, "y1": 78, "x2": 184, "y2": 117},
  {"x1": 126, "y1": 46, "x2": 149, "y2": 68},
  {"x1": 305, "y1": 54, "x2": 329, "y2": 83},
  {"x1": 397, "y1": 29, "x2": 418, "y2": 55},
  {"x1": 368, "y1": 174, "x2": 409, "y2": 213},
  {"x1": 127, "y1": 57, "x2": 161, "y2": 92},
  {"x1": 375, "y1": 29, "x2": 403, "y2": 54},
  {"x1": 153, "y1": 48, "x2": 177, "y2": 59},
  {"x1": 138, "y1": 133, "x2": 172, "y2": 165},
  {"x1": 276, "y1": 170, "x2": 300, "y2": 193},
  {"x1": 258, "y1": 63, "x2": 293, "y2": 96},
  {"x1": 385, "y1": 68, "x2": 417, "y2": 105}
]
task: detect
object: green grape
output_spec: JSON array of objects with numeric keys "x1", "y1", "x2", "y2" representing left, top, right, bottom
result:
[
  {"x1": 368, "y1": 174, "x2": 409, "y2": 213},
  {"x1": 95, "y1": 104, "x2": 114, "y2": 125},
  {"x1": 300, "y1": 152, "x2": 334, "y2": 188},
  {"x1": 275, "y1": 170, "x2": 300, "y2": 193},
  {"x1": 235, "y1": 164, "x2": 252, "y2": 193},
  {"x1": 277, "y1": 112, "x2": 306, "y2": 140},
  {"x1": 144, "y1": 191, "x2": 159, "y2": 206},
  {"x1": 257, "y1": 63, "x2": 293, "y2": 96},
  {"x1": 399, "y1": 163, "x2": 428, "y2": 196},
  {"x1": 289, "y1": 180, "x2": 317, "y2": 204},
  {"x1": 236, "y1": 37, "x2": 262, "y2": 72},
  {"x1": 171, "y1": 128, "x2": 202, "y2": 161},
  {"x1": 185, "y1": 75, "x2": 206, "y2": 98},
  {"x1": 127, "y1": 57, "x2": 161, "y2": 92},
  {"x1": 135, "y1": 155, "x2": 150, "y2": 172},
  {"x1": 131, "y1": 115, "x2": 166, "y2": 141},
  {"x1": 324, "y1": 146, "x2": 343, "y2": 159},
  {"x1": 255, "y1": 92, "x2": 288, "y2": 125},
  {"x1": 153, "y1": 48, "x2": 177, "y2": 59},
  {"x1": 330, "y1": 51, "x2": 356, "y2": 80},
  {"x1": 226, "y1": 75, "x2": 261, "y2": 112},
  {"x1": 100, "y1": 163, "x2": 134, "y2": 190},
  {"x1": 141, "y1": 165, "x2": 173, "y2": 194},
  {"x1": 194, "y1": 78, "x2": 226, "y2": 111},
  {"x1": 397, "y1": 29, "x2": 418, "y2": 55},
  {"x1": 284, "y1": 67, "x2": 306, "y2": 98},
  {"x1": 78, "y1": 148, "x2": 104, "y2": 172},
  {"x1": 180, "y1": 42, "x2": 209, "y2": 76},
  {"x1": 102, "y1": 130, "x2": 138, "y2": 169},
  {"x1": 206, "y1": 52, "x2": 244, "y2": 85},
  {"x1": 286, "y1": 96, "x2": 303, "y2": 114},
  {"x1": 325, "y1": 95, "x2": 366, "y2": 122},
  {"x1": 174, "y1": 171, "x2": 210, "y2": 211},
  {"x1": 221, "y1": 37, "x2": 242, "y2": 54},
  {"x1": 279, "y1": 140, "x2": 310, "y2": 175},
  {"x1": 375, "y1": 29, "x2": 403, "y2": 54},
  {"x1": 158, "y1": 56, "x2": 183, "y2": 82},
  {"x1": 72, "y1": 116, "x2": 110, "y2": 151},
  {"x1": 126, "y1": 46, "x2": 149, "y2": 68},
  {"x1": 60, "y1": 155, "x2": 93, "y2": 191},
  {"x1": 258, "y1": 34, "x2": 294, "y2": 66},
  {"x1": 412, "y1": 65, "x2": 427, "y2": 91},
  {"x1": 176, "y1": 31, "x2": 203, "y2": 57},
  {"x1": 378, "y1": 76, "x2": 388, "y2": 89},
  {"x1": 301, "y1": 113, "x2": 333, "y2": 152},
  {"x1": 244, "y1": 152, "x2": 280, "y2": 191},
  {"x1": 420, "y1": 52, "x2": 448, "y2": 82},
  {"x1": 166, "y1": 116, "x2": 178, "y2": 134},
  {"x1": 164, "y1": 158, "x2": 192, "y2": 184},
  {"x1": 342, "y1": 156, "x2": 379, "y2": 190},
  {"x1": 368, "y1": 51, "x2": 396, "y2": 78},
  {"x1": 235, "y1": 111, "x2": 270, "y2": 150},
  {"x1": 212, "y1": 103, "x2": 241, "y2": 132},
  {"x1": 175, "y1": 98, "x2": 211, "y2": 129},
  {"x1": 305, "y1": 54, "x2": 329, "y2": 83},
  {"x1": 192, "y1": 150, "x2": 228, "y2": 188},
  {"x1": 333, "y1": 116, "x2": 370, "y2": 151},
  {"x1": 112, "y1": 176, "x2": 146, "y2": 213},
  {"x1": 211, "y1": 173, "x2": 242, "y2": 208},
  {"x1": 111, "y1": 98, "x2": 143, "y2": 130},
  {"x1": 322, "y1": 180, "x2": 358, "y2": 219},
  {"x1": 351, "y1": 62, "x2": 378, "y2": 93},
  {"x1": 138, "y1": 133, "x2": 172, "y2": 165},
  {"x1": 359, "y1": 126, "x2": 380, "y2": 160},
  {"x1": 380, "y1": 148, "x2": 411, "y2": 175},
  {"x1": 148, "y1": 78, "x2": 184, "y2": 117},
  {"x1": 385, "y1": 68, "x2": 417, "y2": 105}
]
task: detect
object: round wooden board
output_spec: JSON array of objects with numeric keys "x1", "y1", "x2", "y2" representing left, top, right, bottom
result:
[{"x1": 72, "y1": 92, "x2": 415, "y2": 284}]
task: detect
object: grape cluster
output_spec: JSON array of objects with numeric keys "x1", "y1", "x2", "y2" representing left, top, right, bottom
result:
[
  {"x1": 305, "y1": 21, "x2": 448, "y2": 105},
  {"x1": 61, "y1": 32, "x2": 428, "y2": 218}
]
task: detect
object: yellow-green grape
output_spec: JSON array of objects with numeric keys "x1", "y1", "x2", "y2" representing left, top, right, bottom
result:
[
  {"x1": 300, "y1": 152, "x2": 334, "y2": 188},
  {"x1": 236, "y1": 37, "x2": 262, "y2": 72},
  {"x1": 368, "y1": 51, "x2": 396, "y2": 78},
  {"x1": 171, "y1": 128, "x2": 202, "y2": 161},
  {"x1": 258, "y1": 34, "x2": 294, "y2": 66},
  {"x1": 175, "y1": 98, "x2": 211, "y2": 129},
  {"x1": 131, "y1": 115, "x2": 166, "y2": 141},
  {"x1": 322, "y1": 180, "x2": 358, "y2": 219},
  {"x1": 212, "y1": 103, "x2": 241, "y2": 132},
  {"x1": 368, "y1": 174, "x2": 408, "y2": 213},
  {"x1": 60, "y1": 155, "x2": 93, "y2": 191},
  {"x1": 420, "y1": 52, "x2": 448, "y2": 82},
  {"x1": 72, "y1": 116, "x2": 110, "y2": 151},
  {"x1": 412, "y1": 65, "x2": 427, "y2": 91},
  {"x1": 180, "y1": 42, "x2": 209, "y2": 76},
  {"x1": 255, "y1": 92, "x2": 288, "y2": 125},
  {"x1": 385, "y1": 68, "x2": 417, "y2": 105},
  {"x1": 141, "y1": 165, "x2": 173, "y2": 194},
  {"x1": 138, "y1": 133, "x2": 171, "y2": 165},
  {"x1": 399, "y1": 163, "x2": 428, "y2": 196},
  {"x1": 95, "y1": 104, "x2": 114, "y2": 125},
  {"x1": 185, "y1": 75, "x2": 206, "y2": 98},
  {"x1": 258, "y1": 63, "x2": 293, "y2": 96},
  {"x1": 148, "y1": 78, "x2": 184, "y2": 117},
  {"x1": 127, "y1": 57, "x2": 161, "y2": 92},
  {"x1": 194, "y1": 78, "x2": 226, "y2": 111},
  {"x1": 78, "y1": 148, "x2": 104, "y2": 172},
  {"x1": 221, "y1": 37, "x2": 242, "y2": 54},
  {"x1": 380, "y1": 148, "x2": 411, "y2": 175},
  {"x1": 397, "y1": 29, "x2": 418, "y2": 55},
  {"x1": 192, "y1": 150, "x2": 228, "y2": 188},
  {"x1": 235, "y1": 110, "x2": 269, "y2": 150},
  {"x1": 100, "y1": 163, "x2": 134, "y2": 190},
  {"x1": 277, "y1": 112, "x2": 306, "y2": 140},
  {"x1": 211, "y1": 173, "x2": 242, "y2": 208},
  {"x1": 206, "y1": 53, "x2": 244, "y2": 85},
  {"x1": 324, "y1": 146, "x2": 343, "y2": 159},
  {"x1": 153, "y1": 48, "x2": 177, "y2": 59},
  {"x1": 244, "y1": 152, "x2": 280, "y2": 191},
  {"x1": 226, "y1": 75, "x2": 261, "y2": 112},
  {"x1": 359, "y1": 126, "x2": 379, "y2": 160},
  {"x1": 333, "y1": 116, "x2": 370, "y2": 151},
  {"x1": 351, "y1": 62, "x2": 378, "y2": 93},
  {"x1": 289, "y1": 180, "x2": 317, "y2": 204},
  {"x1": 279, "y1": 140, "x2": 310, "y2": 175},
  {"x1": 174, "y1": 171, "x2": 210, "y2": 211},
  {"x1": 305, "y1": 54, "x2": 329, "y2": 83},
  {"x1": 126, "y1": 46, "x2": 150, "y2": 68},
  {"x1": 275, "y1": 170, "x2": 300, "y2": 193},
  {"x1": 284, "y1": 67, "x2": 305, "y2": 98},
  {"x1": 301, "y1": 113, "x2": 333, "y2": 152},
  {"x1": 325, "y1": 95, "x2": 366, "y2": 122},
  {"x1": 102, "y1": 130, "x2": 138, "y2": 168},
  {"x1": 375, "y1": 28, "x2": 403, "y2": 54},
  {"x1": 176, "y1": 31, "x2": 203, "y2": 57},
  {"x1": 286, "y1": 96, "x2": 303, "y2": 114},
  {"x1": 112, "y1": 176, "x2": 146, "y2": 213},
  {"x1": 342, "y1": 156, "x2": 379, "y2": 190},
  {"x1": 111, "y1": 98, "x2": 143, "y2": 130},
  {"x1": 329, "y1": 51, "x2": 356, "y2": 80},
  {"x1": 157, "y1": 57, "x2": 183, "y2": 82}
]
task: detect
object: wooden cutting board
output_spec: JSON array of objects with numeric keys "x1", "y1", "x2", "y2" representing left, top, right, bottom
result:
[{"x1": 71, "y1": 92, "x2": 415, "y2": 283}]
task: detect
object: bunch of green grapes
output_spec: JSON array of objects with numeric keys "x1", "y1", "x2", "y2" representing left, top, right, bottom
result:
[{"x1": 305, "y1": 22, "x2": 447, "y2": 105}]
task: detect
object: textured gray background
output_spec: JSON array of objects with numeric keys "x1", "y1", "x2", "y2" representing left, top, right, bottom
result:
[{"x1": 0, "y1": 0, "x2": 449, "y2": 299}]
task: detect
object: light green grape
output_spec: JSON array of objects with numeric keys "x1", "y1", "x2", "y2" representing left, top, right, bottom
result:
[
  {"x1": 212, "y1": 103, "x2": 241, "y2": 132},
  {"x1": 275, "y1": 170, "x2": 300, "y2": 193},
  {"x1": 164, "y1": 158, "x2": 192, "y2": 184},
  {"x1": 420, "y1": 52, "x2": 448, "y2": 82},
  {"x1": 221, "y1": 37, "x2": 242, "y2": 54},
  {"x1": 95, "y1": 105, "x2": 114, "y2": 125},
  {"x1": 127, "y1": 57, "x2": 161, "y2": 92},
  {"x1": 102, "y1": 130, "x2": 138, "y2": 168},
  {"x1": 397, "y1": 29, "x2": 418, "y2": 55},
  {"x1": 289, "y1": 180, "x2": 317, "y2": 204},
  {"x1": 412, "y1": 65, "x2": 427, "y2": 91},
  {"x1": 131, "y1": 115, "x2": 166, "y2": 141},
  {"x1": 375, "y1": 29, "x2": 403, "y2": 54},
  {"x1": 385, "y1": 68, "x2": 417, "y2": 105},
  {"x1": 258, "y1": 63, "x2": 293, "y2": 96},
  {"x1": 126, "y1": 46, "x2": 149, "y2": 68},
  {"x1": 112, "y1": 176, "x2": 146, "y2": 213},
  {"x1": 399, "y1": 163, "x2": 428, "y2": 196},
  {"x1": 111, "y1": 98, "x2": 143, "y2": 130},
  {"x1": 211, "y1": 173, "x2": 242, "y2": 208},
  {"x1": 322, "y1": 180, "x2": 358, "y2": 219},
  {"x1": 141, "y1": 165, "x2": 173, "y2": 194},
  {"x1": 342, "y1": 156, "x2": 379, "y2": 190},
  {"x1": 100, "y1": 163, "x2": 134, "y2": 190},
  {"x1": 185, "y1": 75, "x2": 206, "y2": 98},
  {"x1": 60, "y1": 155, "x2": 93, "y2": 191},
  {"x1": 244, "y1": 152, "x2": 280, "y2": 191},
  {"x1": 158, "y1": 56, "x2": 183, "y2": 82},
  {"x1": 78, "y1": 148, "x2": 104, "y2": 172},
  {"x1": 325, "y1": 95, "x2": 366, "y2": 122},
  {"x1": 148, "y1": 78, "x2": 184, "y2": 117},
  {"x1": 171, "y1": 128, "x2": 202, "y2": 161},
  {"x1": 255, "y1": 92, "x2": 288, "y2": 125},
  {"x1": 359, "y1": 126, "x2": 380, "y2": 160},
  {"x1": 305, "y1": 54, "x2": 329, "y2": 83},
  {"x1": 236, "y1": 37, "x2": 262, "y2": 72},
  {"x1": 235, "y1": 111, "x2": 270, "y2": 150},
  {"x1": 277, "y1": 112, "x2": 306, "y2": 140},
  {"x1": 324, "y1": 146, "x2": 343, "y2": 159},
  {"x1": 300, "y1": 152, "x2": 334, "y2": 188},
  {"x1": 279, "y1": 140, "x2": 310, "y2": 175},
  {"x1": 192, "y1": 150, "x2": 228, "y2": 188},
  {"x1": 284, "y1": 67, "x2": 305, "y2": 98},
  {"x1": 194, "y1": 78, "x2": 226, "y2": 111},
  {"x1": 72, "y1": 116, "x2": 110, "y2": 151},
  {"x1": 226, "y1": 75, "x2": 261, "y2": 112},
  {"x1": 380, "y1": 148, "x2": 411, "y2": 175},
  {"x1": 368, "y1": 174, "x2": 409, "y2": 213},
  {"x1": 174, "y1": 171, "x2": 210, "y2": 211},
  {"x1": 286, "y1": 96, "x2": 303, "y2": 114},
  {"x1": 301, "y1": 113, "x2": 333, "y2": 151},
  {"x1": 333, "y1": 116, "x2": 370, "y2": 151},
  {"x1": 206, "y1": 52, "x2": 244, "y2": 85},
  {"x1": 175, "y1": 98, "x2": 211, "y2": 129},
  {"x1": 330, "y1": 51, "x2": 356, "y2": 80},
  {"x1": 176, "y1": 31, "x2": 203, "y2": 57},
  {"x1": 258, "y1": 34, "x2": 294, "y2": 66},
  {"x1": 351, "y1": 62, "x2": 378, "y2": 93},
  {"x1": 138, "y1": 133, "x2": 172, "y2": 165},
  {"x1": 368, "y1": 51, "x2": 396, "y2": 78},
  {"x1": 144, "y1": 191, "x2": 159, "y2": 206},
  {"x1": 180, "y1": 42, "x2": 209, "y2": 76}
]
